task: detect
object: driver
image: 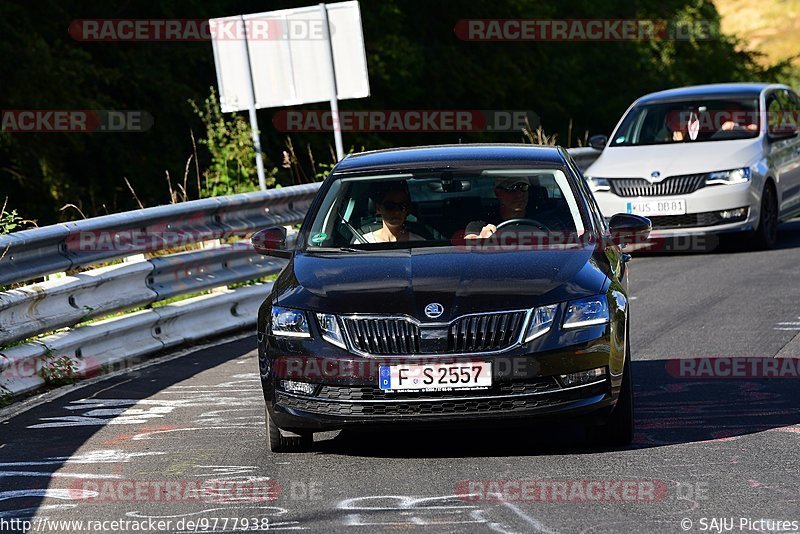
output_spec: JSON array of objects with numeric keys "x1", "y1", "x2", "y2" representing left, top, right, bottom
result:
[{"x1": 465, "y1": 177, "x2": 533, "y2": 239}]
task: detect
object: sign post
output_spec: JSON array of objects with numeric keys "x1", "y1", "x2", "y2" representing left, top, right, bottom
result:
[
  {"x1": 319, "y1": 3, "x2": 344, "y2": 161},
  {"x1": 240, "y1": 17, "x2": 267, "y2": 191},
  {"x1": 210, "y1": 1, "x2": 370, "y2": 188}
]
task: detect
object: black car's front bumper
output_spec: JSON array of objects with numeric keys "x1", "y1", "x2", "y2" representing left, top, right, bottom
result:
[{"x1": 260, "y1": 328, "x2": 623, "y2": 433}]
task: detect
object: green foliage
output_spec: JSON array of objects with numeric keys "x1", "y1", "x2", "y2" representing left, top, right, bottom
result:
[
  {"x1": 315, "y1": 162, "x2": 337, "y2": 181},
  {"x1": 280, "y1": 137, "x2": 339, "y2": 184},
  {"x1": 0, "y1": 387, "x2": 11, "y2": 407},
  {"x1": 0, "y1": 200, "x2": 24, "y2": 235},
  {"x1": 0, "y1": 0, "x2": 793, "y2": 224},
  {"x1": 38, "y1": 355, "x2": 79, "y2": 387},
  {"x1": 190, "y1": 87, "x2": 277, "y2": 197}
]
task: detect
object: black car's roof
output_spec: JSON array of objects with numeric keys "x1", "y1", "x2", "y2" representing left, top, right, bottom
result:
[
  {"x1": 334, "y1": 144, "x2": 567, "y2": 173},
  {"x1": 636, "y1": 83, "x2": 783, "y2": 104}
]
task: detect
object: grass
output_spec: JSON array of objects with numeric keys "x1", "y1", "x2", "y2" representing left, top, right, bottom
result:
[{"x1": 0, "y1": 387, "x2": 12, "y2": 408}]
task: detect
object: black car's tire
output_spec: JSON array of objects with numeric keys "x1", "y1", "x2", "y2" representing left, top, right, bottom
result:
[
  {"x1": 266, "y1": 408, "x2": 313, "y2": 453},
  {"x1": 587, "y1": 348, "x2": 634, "y2": 448},
  {"x1": 748, "y1": 182, "x2": 778, "y2": 250}
]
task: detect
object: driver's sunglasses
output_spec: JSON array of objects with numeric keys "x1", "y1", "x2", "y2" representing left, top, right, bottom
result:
[
  {"x1": 497, "y1": 182, "x2": 530, "y2": 192},
  {"x1": 381, "y1": 201, "x2": 408, "y2": 211}
]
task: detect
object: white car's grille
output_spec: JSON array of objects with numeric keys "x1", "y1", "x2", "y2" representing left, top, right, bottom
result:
[{"x1": 609, "y1": 174, "x2": 706, "y2": 197}]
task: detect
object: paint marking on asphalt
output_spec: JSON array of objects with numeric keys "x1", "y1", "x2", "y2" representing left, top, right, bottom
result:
[
  {"x1": 0, "y1": 449, "x2": 164, "y2": 467},
  {"x1": 0, "y1": 331, "x2": 254, "y2": 423},
  {"x1": 336, "y1": 494, "x2": 552, "y2": 532},
  {"x1": 0, "y1": 489, "x2": 98, "y2": 502},
  {"x1": 485, "y1": 493, "x2": 556, "y2": 534},
  {"x1": 0, "y1": 471, "x2": 121, "y2": 479}
]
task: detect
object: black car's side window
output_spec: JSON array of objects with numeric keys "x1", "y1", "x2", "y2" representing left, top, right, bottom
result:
[
  {"x1": 585, "y1": 187, "x2": 608, "y2": 235},
  {"x1": 566, "y1": 153, "x2": 607, "y2": 235}
]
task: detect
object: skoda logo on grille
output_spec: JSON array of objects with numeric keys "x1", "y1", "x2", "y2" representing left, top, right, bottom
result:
[
  {"x1": 649, "y1": 170, "x2": 662, "y2": 182},
  {"x1": 424, "y1": 303, "x2": 444, "y2": 319}
]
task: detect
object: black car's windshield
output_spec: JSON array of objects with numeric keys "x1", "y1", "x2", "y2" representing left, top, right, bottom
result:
[
  {"x1": 610, "y1": 97, "x2": 760, "y2": 146},
  {"x1": 304, "y1": 168, "x2": 587, "y2": 250}
]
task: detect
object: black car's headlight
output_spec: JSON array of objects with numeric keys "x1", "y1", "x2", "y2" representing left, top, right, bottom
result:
[
  {"x1": 705, "y1": 167, "x2": 751, "y2": 186},
  {"x1": 525, "y1": 304, "x2": 559, "y2": 341},
  {"x1": 271, "y1": 306, "x2": 310, "y2": 338},
  {"x1": 562, "y1": 296, "x2": 610, "y2": 329},
  {"x1": 316, "y1": 313, "x2": 346, "y2": 349}
]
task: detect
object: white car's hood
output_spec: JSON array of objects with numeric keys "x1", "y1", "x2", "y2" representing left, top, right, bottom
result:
[{"x1": 585, "y1": 139, "x2": 762, "y2": 179}]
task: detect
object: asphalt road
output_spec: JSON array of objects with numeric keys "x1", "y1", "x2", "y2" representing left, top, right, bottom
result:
[{"x1": 1, "y1": 222, "x2": 799, "y2": 534}]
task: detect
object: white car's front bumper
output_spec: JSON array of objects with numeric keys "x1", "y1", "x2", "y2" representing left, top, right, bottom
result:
[{"x1": 594, "y1": 181, "x2": 759, "y2": 238}]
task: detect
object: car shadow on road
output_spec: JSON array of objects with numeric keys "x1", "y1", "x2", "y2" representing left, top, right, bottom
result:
[
  {"x1": 633, "y1": 218, "x2": 800, "y2": 257},
  {"x1": 0, "y1": 336, "x2": 258, "y2": 526},
  {"x1": 316, "y1": 358, "x2": 800, "y2": 458}
]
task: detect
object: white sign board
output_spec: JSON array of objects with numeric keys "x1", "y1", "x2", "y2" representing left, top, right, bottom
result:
[{"x1": 210, "y1": 1, "x2": 370, "y2": 113}]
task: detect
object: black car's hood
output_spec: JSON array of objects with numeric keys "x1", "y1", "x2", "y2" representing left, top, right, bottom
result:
[{"x1": 276, "y1": 245, "x2": 609, "y2": 321}]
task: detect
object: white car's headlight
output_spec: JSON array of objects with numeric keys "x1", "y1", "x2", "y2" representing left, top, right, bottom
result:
[
  {"x1": 316, "y1": 313, "x2": 346, "y2": 349},
  {"x1": 705, "y1": 167, "x2": 751, "y2": 186},
  {"x1": 563, "y1": 296, "x2": 610, "y2": 329},
  {"x1": 584, "y1": 176, "x2": 611, "y2": 193},
  {"x1": 271, "y1": 306, "x2": 310, "y2": 337},
  {"x1": 525, "y1": 304, "x2": 559, "y2": 342}
]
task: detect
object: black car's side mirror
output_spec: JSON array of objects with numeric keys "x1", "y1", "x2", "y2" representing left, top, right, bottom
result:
[
  {"x1": 589, "y1": 134, "x2": 608, "y2": 150},
  {"x1": 608, "y1": 213, "x2": 651, "y2": 247},
  {"x1": 252, "y1": 227, "x2": 291, "y2": 258}
]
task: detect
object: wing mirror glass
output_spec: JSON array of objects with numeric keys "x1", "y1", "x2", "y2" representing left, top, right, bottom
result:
[{"x1": 251, "y1": 227, "x2": 291, "y2": 258}]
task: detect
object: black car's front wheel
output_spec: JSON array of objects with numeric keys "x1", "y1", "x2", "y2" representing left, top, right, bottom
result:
[
  {"x1": 266, "y1": 407, "x2": 313, "y2": 453},
  {"x1": 587, "y1": 345, "x2": 634, "y2": 447}
]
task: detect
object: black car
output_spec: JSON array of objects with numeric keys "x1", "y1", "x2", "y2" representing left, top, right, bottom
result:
[{"x1": 253, "y1": 144, "x2": 651, "y2": 452}]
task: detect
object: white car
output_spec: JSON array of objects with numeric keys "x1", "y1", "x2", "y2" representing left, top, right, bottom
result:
[{"x1": 584, "y1": 83, "x2": 800, "y2": 248}]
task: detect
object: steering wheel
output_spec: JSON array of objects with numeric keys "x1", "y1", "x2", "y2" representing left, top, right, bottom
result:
[{"x1": 496, "y1": 218, "x2": 549, "y2": 232}]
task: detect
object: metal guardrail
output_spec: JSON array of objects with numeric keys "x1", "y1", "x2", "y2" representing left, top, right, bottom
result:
[
  {"x1": 0, "y1": 184, "x2": 320, "y2": 287},
  {"x1": 0, "y1": 183, "x2": 320, "y2": 397},
  {"x1": 0, "y1": 148, "x2": 601, "y2": 400}
]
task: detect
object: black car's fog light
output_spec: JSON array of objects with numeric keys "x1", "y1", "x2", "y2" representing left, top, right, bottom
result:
[
  {"x1": 279, "y1": 380, "x2": 316, "y2": 396},
  {"x1": 559, "y1": 367, "x2": 606, "y2": 387}
]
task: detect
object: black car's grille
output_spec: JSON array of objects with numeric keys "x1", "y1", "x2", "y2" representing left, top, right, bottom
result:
[
  {"x1": 341, "y1": 311, "x2": 528, "y2": 355},
  {"x1": 609, "y1": 174, "x2": 706, "y2": 197},
  {"x1": 447, "y1": 311, "x2": 527, "y2": 353},
  {"x1": 342, "y1": 317, "x2": 421, "y2": 355},
  {"x1": 649, "y1": 209, "x2": 748, "y2": 229},
  {"x1": 276, "y1": 382, "x2": 605, "y2": 417},
  {"x1": 317, "y1": 377, "x2": 561, "y2": 401}
]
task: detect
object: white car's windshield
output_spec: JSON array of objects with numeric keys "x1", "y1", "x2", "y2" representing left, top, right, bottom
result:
[
  {"x1": 611, "y1": 97, "x2": 760, "y2": 146},
  {"x1": 304, "y1": 168, "x2": 586, "y2": 250}
]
